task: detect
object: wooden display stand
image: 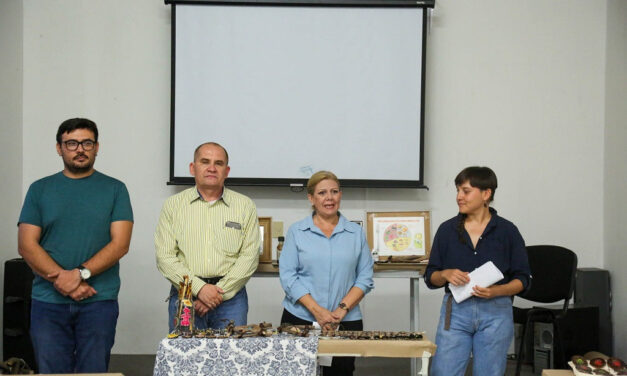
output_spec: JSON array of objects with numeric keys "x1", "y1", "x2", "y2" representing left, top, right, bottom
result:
[
  {"x1": 541, "y1": 370, "x2": 574, "y2": 376},
  {"x1": 318, "y1": 337, "x2": 436, "y2": 358}
]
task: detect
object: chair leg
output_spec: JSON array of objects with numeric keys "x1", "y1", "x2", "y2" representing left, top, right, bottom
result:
[
  {"x1": 554, "y1": 320, "x2": 565, "y2": 369},
  {"x1": 515, "y1": 318, "x2": 530, "y2": 376}
]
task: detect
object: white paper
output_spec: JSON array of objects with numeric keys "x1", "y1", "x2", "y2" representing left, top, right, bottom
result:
[{"x1": 449, "y1": 261, "x2": 504, "y2": 303}]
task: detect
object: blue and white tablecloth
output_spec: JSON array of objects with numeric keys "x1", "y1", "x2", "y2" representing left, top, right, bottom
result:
[{"x1": 153, "y1": 335, "x2": 319, "y2": 376}]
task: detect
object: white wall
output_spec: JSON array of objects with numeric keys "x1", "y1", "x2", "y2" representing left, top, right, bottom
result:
[
  {"x1": 21, "y1": 0, "x2": 174, "y2": 354},
  {"x1": 604, "y1": 0, "x2": 627, "y2": 359},
  {"x1": 0, "y1": 0, "x2": 23, "y2": 357},
  {"x1": 13, "y1": 0, "x2": 616, "y2": 355}
]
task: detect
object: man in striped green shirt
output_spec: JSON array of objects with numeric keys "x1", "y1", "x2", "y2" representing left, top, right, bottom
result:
[{"x1": 155, "y1": 142, "x2": 260, "y2": 330}]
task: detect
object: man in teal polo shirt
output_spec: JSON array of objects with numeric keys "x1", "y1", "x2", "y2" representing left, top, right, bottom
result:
[{"x1": 17, "y1": 118, "x2": 133, "y2": 374}]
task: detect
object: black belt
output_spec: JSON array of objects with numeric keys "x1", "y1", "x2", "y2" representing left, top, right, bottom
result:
[{"x1": 200, "y1": 276, "x2": 223, "y2": 285}]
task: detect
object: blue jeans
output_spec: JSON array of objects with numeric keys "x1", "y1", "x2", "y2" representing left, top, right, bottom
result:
[
  {"x1": 430, "y1": 294, "x2": 514, "y2": 376},
  {"x1": 168, "y1": 285, "x2": 248, "y2": 332},
  {"x1": 30, "y1": 299, "x2": 118, "y2": 374}
]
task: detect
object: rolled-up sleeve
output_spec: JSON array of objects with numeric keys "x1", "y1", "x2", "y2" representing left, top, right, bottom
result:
[
  {"x1": 424, "y1": 229, "x2": 444, "y2": 290},
  {"x1": 509, "y1": 225, "x2": 531, "y2": 291},
  {"x1": 353, "y1": 231, "x2": 374, "y2": 294},
  {"x1": 279, "y1": 227, "x2": 309, "y2": 304}
]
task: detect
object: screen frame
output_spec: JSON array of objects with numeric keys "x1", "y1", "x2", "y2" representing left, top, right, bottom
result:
[{"x1": 167, "y1": 0, "x2": 432, "y2": 188}]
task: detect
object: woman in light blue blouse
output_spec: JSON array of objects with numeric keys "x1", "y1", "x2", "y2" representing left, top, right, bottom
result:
[{"x1": 279, "y1": 170, "x2": 374, "y2": 376}]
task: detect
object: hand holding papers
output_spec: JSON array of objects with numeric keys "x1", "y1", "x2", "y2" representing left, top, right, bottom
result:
[{"x1": 449, "y1": 261, "x2": 504, "y2": 303}]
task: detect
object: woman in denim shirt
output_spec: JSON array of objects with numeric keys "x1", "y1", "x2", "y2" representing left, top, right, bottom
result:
[{"x1": 279, "y1": 170, "x2": 374, "y2": 376}]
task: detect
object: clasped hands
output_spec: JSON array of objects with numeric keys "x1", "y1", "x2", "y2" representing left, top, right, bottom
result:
[
  {"x1": 194, "y1": 283, "x2": 225, "y2": 317},
  {"x1": 314, "y1": 305, "x2": 348, "y2": 331},
  {"x1": 441, "y1": 268, "x2": 497, "y2": 299},
  {"x1": 48, "y1": 269, "x2": 96, "y2": 302}
]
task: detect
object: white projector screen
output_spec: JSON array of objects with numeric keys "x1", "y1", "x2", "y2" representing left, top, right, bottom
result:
[{"x1": 170, "y1": 1, "x2": 428, "y2": 188}]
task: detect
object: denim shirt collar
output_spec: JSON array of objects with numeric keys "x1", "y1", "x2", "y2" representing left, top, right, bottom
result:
[{"x1": 297, "y1": 212, "x2": 355, "y2": 236}]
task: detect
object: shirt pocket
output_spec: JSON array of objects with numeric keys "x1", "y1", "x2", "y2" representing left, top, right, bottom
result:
[{"x1": 219, "y1": 227, "x2": 244, "y2": 256}]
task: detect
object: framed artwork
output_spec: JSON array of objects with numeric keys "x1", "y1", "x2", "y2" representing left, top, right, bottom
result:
[
  {"x1": 366, "y1": 211, "x2": 431, "y2": 259},
  {"x1": 258, "y1": 217, "x2": 272, "y2": 263}
]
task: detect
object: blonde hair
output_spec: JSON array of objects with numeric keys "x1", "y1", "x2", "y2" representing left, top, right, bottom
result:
[{"x1": 306, "y1": 171, "x2": 340, "y2": 195}]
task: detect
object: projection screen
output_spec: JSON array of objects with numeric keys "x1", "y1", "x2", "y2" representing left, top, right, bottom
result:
[{"x1": 169, "y1": 1, "x2": 429, "y2": 188}]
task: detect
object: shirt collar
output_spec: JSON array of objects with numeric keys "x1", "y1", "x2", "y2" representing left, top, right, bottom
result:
[
  {"x1": 187, "y1": 186, "x2": 232, "y2": 207},
  {"x1": 297, "y1": 212, "x2": 355, "y2": 235},
  {"x1": 485, "y1": 207, "x2": 498, "y2": 232}
]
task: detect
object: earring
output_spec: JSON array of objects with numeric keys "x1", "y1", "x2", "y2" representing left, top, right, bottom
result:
[{"x1": 483, "y1": 201, "x2": 488, "y2": 208}]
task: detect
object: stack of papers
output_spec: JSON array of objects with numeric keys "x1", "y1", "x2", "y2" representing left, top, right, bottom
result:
[{"x1": 449, "y1": 261, "x2": 504, "y2": 303}]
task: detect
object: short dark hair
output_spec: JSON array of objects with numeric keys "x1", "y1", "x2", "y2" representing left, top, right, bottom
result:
[
  {"x1": 194, "y1": 142, "x2": 229, "y2": 165},
  {"x1": 454, "y1": 166, "x2": 497, "y2": 202},
  {"x1": 56, "y1": 118, "x2": 99, "y2": 144}
]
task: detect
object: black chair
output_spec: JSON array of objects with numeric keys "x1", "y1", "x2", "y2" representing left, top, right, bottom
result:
[
  {"x1": 514, "y1": 245, "x2": 577, "y2": 376},
  {"x1": 3, "y1": 258, "x2": 37, "y2": 372}
]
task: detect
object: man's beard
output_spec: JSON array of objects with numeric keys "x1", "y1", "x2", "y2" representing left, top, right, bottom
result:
[{"x1": 63, "y1": 153, "x2": 95, "y2": 174}]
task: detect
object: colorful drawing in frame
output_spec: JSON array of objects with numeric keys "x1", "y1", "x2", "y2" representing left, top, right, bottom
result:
[{"x1": 366, "y1": 211, "x2": 431, "y2": 258}]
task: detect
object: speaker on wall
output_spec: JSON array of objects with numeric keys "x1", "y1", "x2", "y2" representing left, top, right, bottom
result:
[
  {"x1": 575, "y1": 268, "x2": 612, "y2": 355},
  {"x1": 3, "y1": 258, "x2": 36, "y2": 372}
]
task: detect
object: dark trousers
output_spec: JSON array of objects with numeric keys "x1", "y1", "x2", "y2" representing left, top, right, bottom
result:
[
  {"x1": 281, "y1": 308, "x2": 363, "y2": 376},
  {"x1": 30, "y1": 299, "x2": 118, "y2": 373}
]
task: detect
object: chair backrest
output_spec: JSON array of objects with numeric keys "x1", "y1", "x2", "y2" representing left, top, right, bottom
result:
[{"x1": 519, "y1": 245, "x2": 578, "y2": 304}]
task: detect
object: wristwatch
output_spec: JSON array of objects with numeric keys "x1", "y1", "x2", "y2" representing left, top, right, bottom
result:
[
  {"x1": 78, "y1": 265, "x2": 91, "y2": 281},
  {"x1": 338, "y1": 302, "x2": 350, "y2": 312}
]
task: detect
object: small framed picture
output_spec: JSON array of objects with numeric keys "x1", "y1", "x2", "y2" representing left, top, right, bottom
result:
[
  {"x1": 258, "y1": 217, "x2": 272, "y2": 263},
  {"x1": 366, "y1": 211, "x2": 431, "y2": 260}
]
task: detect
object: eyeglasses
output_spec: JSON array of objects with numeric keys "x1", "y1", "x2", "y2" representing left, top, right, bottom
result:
[{"x1": 63, "y1": 139, "x2": 96, "y2": 151}]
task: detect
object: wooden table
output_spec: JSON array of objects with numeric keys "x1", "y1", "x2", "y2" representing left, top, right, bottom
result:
[
  {"x1": 154, "y1": 335, "x2": 435, "y2": 376},
  {"x1": 319, "y1": 337, "x2": 436, "y2": 376},
  {"x1": 541, "y1": 370, "x2": 574, "y2": 376}
]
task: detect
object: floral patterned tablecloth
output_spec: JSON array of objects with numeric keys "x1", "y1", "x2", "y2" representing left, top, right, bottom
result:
[{"x1": 153, "y1": 335, "x2": 319, "y2": 376}]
